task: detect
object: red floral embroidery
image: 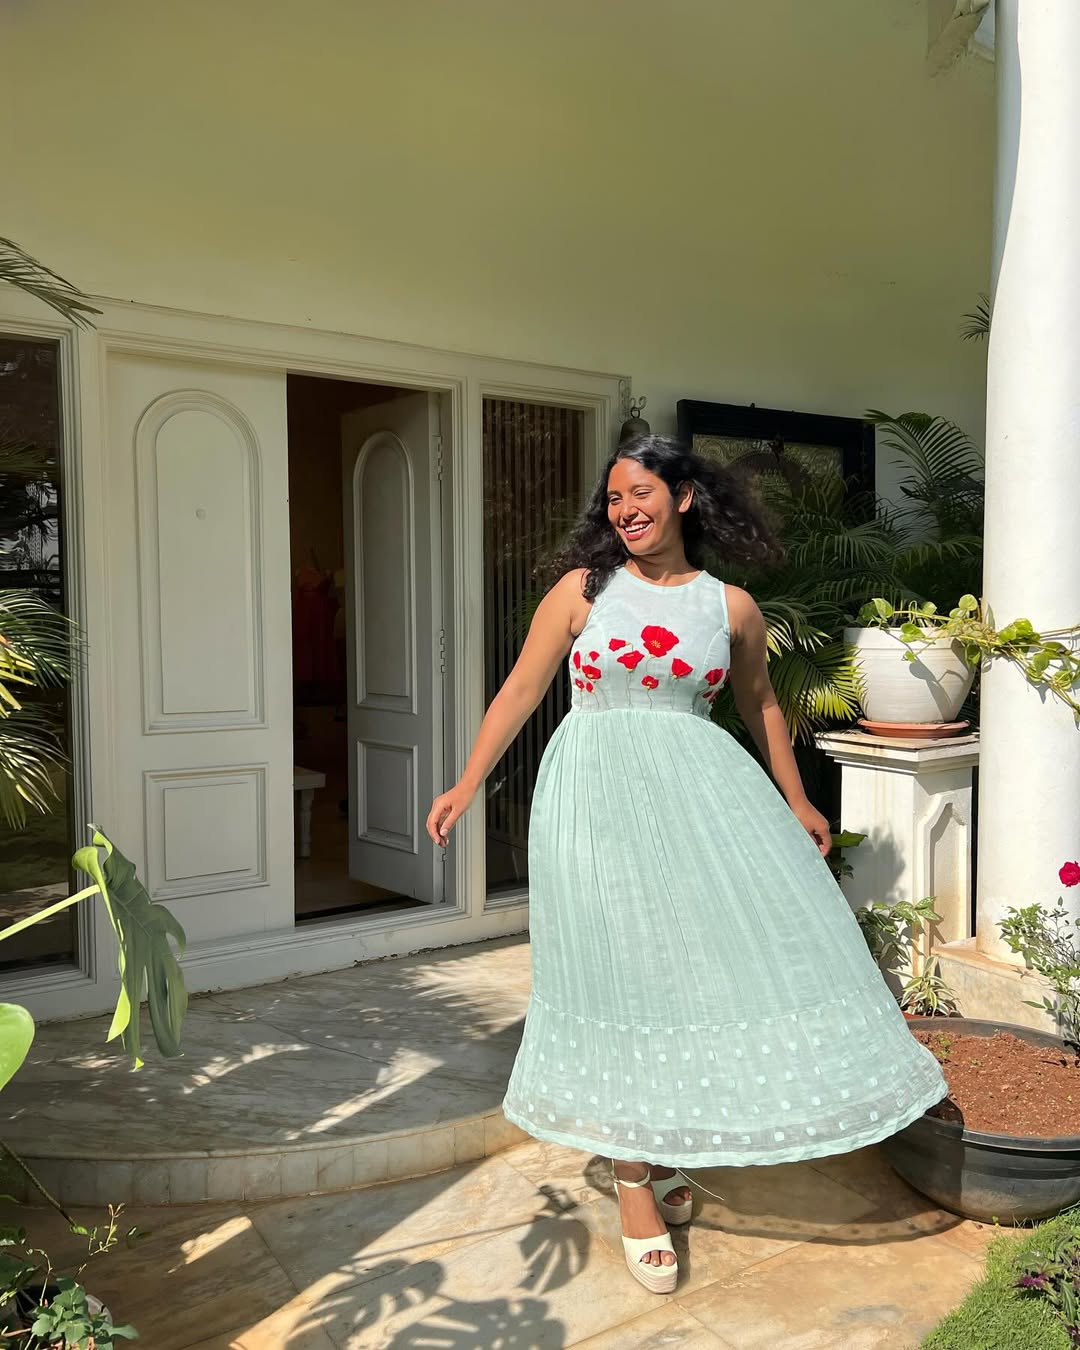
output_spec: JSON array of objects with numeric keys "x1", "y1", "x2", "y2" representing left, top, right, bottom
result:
[
  {"x1": 705, "y1": 668, "x2": 726, "y2": 686},
  {"x1": 573, "y1": 651, "x2": 581, "y2": 669},
  {"x1": 589, "y1": 651, "x2": 599, "y2": 661},
  {"x1": 671, "y1": 658, "x2": 693, "y2": 679},
  {"x1": 618, "y1": 650, "x2": 646, "y2": 671},
  {"x1": 585, "y1": 682, "x2": 594, "y2": 693},
  {"x1": 609, "y1": 638, "x2": 627, "y2": 651},
  {"x1": 581, "y1": 664, "x2": 602, "y2": 680},
  {"x1": 641, "y1": 625, "x2": 679, "y2": 657},
  {"x1": 574, "y1": 678, "x2": 586, "y2": 690},
  {"x1": 641, "y1": 675, "x2": 659, "y2": 690}
]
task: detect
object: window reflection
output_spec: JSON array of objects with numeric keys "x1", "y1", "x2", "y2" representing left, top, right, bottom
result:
[{"x1": 0, "y1": 337, "x2": 76, "y2": 970}]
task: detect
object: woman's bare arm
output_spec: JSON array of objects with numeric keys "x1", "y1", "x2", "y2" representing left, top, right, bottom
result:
[
  {"x1": 726, "y1": 586, "x2": 832, "y2": 855},
  {"x1": 426, "y1": 570, "x2": 590, "y2": 845}
]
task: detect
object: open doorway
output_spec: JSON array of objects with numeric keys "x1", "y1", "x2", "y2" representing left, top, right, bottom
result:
[{"x1": 287, "y1": 374, "x2": 448, "y2": 922}]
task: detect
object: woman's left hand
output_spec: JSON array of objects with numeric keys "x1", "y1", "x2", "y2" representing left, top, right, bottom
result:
[{"x1": 792, "y1": 800, "x2": 832, "y2": 856}]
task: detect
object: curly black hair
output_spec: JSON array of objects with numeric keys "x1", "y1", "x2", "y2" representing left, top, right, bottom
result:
[{"x1": 546, "y1": 434, "x2": 779, "y2": 600}]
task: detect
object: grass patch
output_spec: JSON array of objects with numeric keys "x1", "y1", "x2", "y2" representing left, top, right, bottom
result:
[{"x1": 922, "y1": 1210, "x2": 1080, "y2": 1349}]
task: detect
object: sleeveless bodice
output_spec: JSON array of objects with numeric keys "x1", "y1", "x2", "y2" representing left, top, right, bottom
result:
[{"x1": 568, "y1": 567, "x2": 731, "y2": 716}]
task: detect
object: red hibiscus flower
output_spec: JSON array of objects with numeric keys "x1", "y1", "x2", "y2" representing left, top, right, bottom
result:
[
  {"x1": 705, "y1": 668, "x2": 726, "y2": 686},
  {"x1": 671, "y1": 658, "x2": 693, "y2": 678},
  {"x1": 641, "y1": 625, "x2": 679, "y2": 657},
  {"x1": 581, "y1": 665, "x2": 602, "y2": 680},
  {"x1": 609, "y1": 638, "x2": 627, "y2": 651},
  {"x1": 1060, "y1": 861, "x2": 1080, "y2": 888},
  {"x1": 573, "y1": 651, "x2": 581, "y2": 669},
  {"x1": 618, "y1": 650, "x2": 646, "y2": 671},
  {"x1": 641, "y1": 675, "x2": 659, "y2": 690}
]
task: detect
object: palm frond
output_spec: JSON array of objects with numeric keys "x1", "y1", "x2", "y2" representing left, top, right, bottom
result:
[
  {"x1": 961, "y1": 293, "x2": 990, "y2": 341},
  {"x1": 0, "y1": 237, "x2": 101, "y2": 327},
  {"x1": 766, "y1": 643, "x2": 862, "y2": 743},
  {"x1": 0, "y1": 440, "x2": 53, "y2": 479},
  {"x1": 0, "y1": 709, "x2": 66, "y2": 827},
  {"x1": 0, "y1": 591, "x2": 76, "y2": 687},
  {"x1": 868, "y1": 411, "x2": 984, "y2": 490}
]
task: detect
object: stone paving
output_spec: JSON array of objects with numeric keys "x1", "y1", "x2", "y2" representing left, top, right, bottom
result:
[{"x1": 4, "y1": 1133, "x2": 1003, "y2": 1348}]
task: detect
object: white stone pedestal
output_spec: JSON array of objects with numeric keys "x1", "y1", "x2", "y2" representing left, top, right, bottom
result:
[{"x1": 817, "y1": 732, "x2": 979, "y2": 965}]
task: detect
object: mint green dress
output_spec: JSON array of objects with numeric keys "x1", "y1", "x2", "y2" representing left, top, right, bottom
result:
[{"x1": 502, "y1": 567, "x2": 946, "y2": 1167}]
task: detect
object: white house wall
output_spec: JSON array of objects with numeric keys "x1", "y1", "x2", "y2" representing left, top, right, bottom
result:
[{"x1": 5, "y1": 0, "x2": 994, "y2": 498}]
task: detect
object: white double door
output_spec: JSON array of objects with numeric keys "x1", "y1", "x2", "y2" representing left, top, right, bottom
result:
[{"x1": 104, "y1": 355, "x2": 445, "y2": 956}]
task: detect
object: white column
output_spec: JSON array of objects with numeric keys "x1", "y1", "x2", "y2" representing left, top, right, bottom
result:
[{"x1": 977, "y1": 0, "x2": 1080, "y2": 959}]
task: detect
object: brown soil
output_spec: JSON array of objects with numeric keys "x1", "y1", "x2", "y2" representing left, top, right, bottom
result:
[{"x1": 913, "y1": 1028, "x2": 1080, "y2": 1137}]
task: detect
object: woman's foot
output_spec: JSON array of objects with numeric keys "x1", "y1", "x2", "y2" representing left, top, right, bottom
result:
[
  {"x1": 650, "y1": 1164, "x2": 692, "y2": 1212},
  {"x1": 613, "y1": 1162, "x2": 675, "y2": 1268}
]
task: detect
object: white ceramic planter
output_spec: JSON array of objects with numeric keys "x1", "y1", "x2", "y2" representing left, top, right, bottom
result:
[{"x1": 844, "y1": 626, "x2": 976, "y2": 724}]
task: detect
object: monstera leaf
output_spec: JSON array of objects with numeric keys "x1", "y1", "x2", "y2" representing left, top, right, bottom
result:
[
  {"x1": 73, "y1": 830, "x2": 187, "y2": 1068},
  {"x1": 0, "y1": 1005, "x2": 34, "y2": 1093}
]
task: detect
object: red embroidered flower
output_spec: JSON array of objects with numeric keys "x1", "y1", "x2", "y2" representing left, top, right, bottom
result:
[
  {"x1": 581, "y1": 664, "x2": 602, "y2": 680},
  {"x1": 641, "y1": 675, "x2": 659, "y2": 690},
  {"x1": 609, "y1": 638, "x2": 627, "y2": 651},
  {"x1": 1060, "y1": 861, "x2": 1080, "y2": 888},
  {"x1": 705, "y1": 668, "x2": 726, "y2": 686},
  {"x1": 574, "y1": 678, "x2": 585, "y2": 690},
  {"x1": 585, "y1": 682, "x2": 594, "y2": 693},
  {"x1": 573, "y1": 651, "x2": 581, "y2": 670},
  {"x1": 641, "y1": 626, "x2": 679, "y2": 657},
  {"x1": 671, "y1": 658, "x2": 693, "y2": 679},
  {"x1": 618, "y1": 650, "x2": 646, "y2": 671},
  {"x1": 589, "y1": 651, "x2": 599, "y2": 661}
]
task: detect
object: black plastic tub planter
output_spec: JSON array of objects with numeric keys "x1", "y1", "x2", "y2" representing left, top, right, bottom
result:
[{"x1": 881, "y1": 1016, "x2": 1080, "y2": 1224}]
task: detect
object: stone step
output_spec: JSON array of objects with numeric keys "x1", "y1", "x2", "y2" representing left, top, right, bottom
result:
[{"x1": 1, "y1": 936, "x2": 531, "y2": 1206}]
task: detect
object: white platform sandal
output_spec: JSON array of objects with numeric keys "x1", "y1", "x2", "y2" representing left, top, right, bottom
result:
[
  {"x1": 612, "y1": 1166, "x2": 679, "y2": 1295},
  {"x1": 650, "y1": 1166, "x2": 693, "y2": 1226}
]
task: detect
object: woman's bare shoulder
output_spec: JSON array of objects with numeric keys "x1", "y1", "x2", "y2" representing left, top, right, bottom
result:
[{"x1": 723, "y1": 584, "x2": 765, "y2": 638}]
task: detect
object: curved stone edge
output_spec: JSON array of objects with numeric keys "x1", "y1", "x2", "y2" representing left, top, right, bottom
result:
[{"x1": 0, "y1": 1108, "x2": 528, "y2": 1208}]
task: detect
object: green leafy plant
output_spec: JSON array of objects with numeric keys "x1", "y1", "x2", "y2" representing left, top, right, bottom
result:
[
  {"x1": 826, "y1": 828, "x2": 866, "y2": 882},
  {"x1": 0, "y1": 828, "x2": 186, "y2": 1347},
  {"x1": 961, "y1": 292, "x2": 991, "y2": 343},
  {"x1": 857, "y1": 596, "x2": 1080, "y2": 718},
  {"x1": 1000, "y1": 870, "x2": 1080, "y2": 1050},
  {"x1": 900, "y1": 966, "x2": 960, "y2": 1018},
  {"x1": 1015, "y1": 1225, "x2": 1080, "y2": 1347},
  {"x1": 0, "y1": 1210, "x2": 140, "y2": 1348},
  {"x1": 856, "y1": 896, "x2": 958, "y2": 1016}
]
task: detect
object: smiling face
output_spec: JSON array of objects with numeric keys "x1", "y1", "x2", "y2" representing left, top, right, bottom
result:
[{"x1": 606, "y1": 457, "x2": 692, "y2": 559}]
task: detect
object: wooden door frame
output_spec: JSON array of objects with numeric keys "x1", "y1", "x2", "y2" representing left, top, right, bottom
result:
[{"x1": 0, "y1": 290, "x2": 623, "y2": 1018}]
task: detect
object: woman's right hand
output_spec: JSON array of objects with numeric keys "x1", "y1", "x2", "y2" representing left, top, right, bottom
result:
[{"x1": 426, "y1": 783, "x2": 476, "y2": 848}]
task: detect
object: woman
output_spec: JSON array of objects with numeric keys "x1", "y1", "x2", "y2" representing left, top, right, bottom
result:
[{"x1": 426, "y1": 435, "x2": 946, "y2": 1294}]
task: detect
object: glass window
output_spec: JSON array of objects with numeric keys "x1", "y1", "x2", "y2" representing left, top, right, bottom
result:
[
  {"x1": 0, "y1": 336, "x2": 76, "y2": 970},
  {"x1": 482, "y1": 399, "x2": 584, "y2": 897}
]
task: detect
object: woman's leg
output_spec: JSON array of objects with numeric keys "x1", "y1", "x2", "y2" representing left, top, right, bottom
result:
[{"x1": 612, "y1": 1159, "x2": 675, "y2": 1268}]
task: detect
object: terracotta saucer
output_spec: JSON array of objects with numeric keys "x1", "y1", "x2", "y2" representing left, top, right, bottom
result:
[{"x1": 857, "y1": 719, "x2": 970, "y2": 740}]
